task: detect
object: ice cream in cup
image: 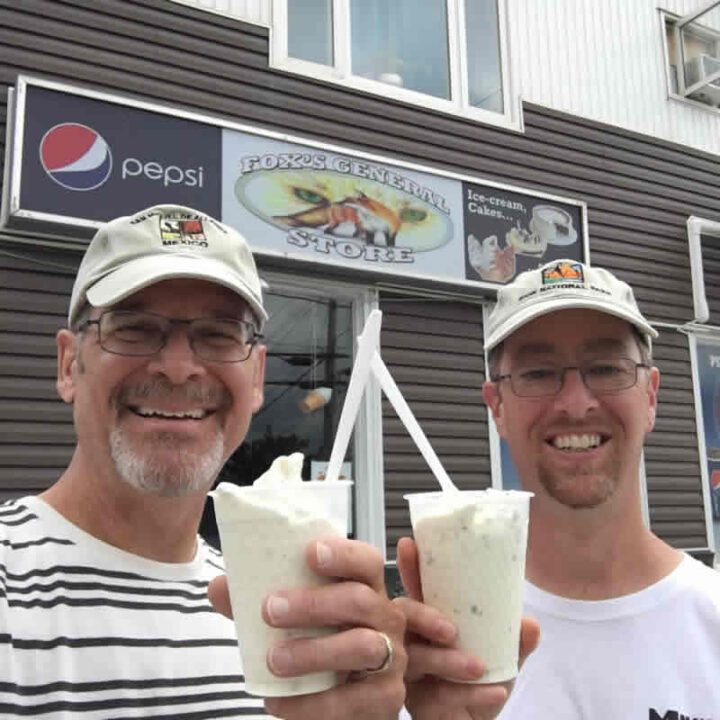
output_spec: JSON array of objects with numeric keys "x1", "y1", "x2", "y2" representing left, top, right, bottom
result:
[
  {"x1": 405, "y1": 488, "x2": 533, "y2": 684},
  {"x1": 211, "y1": 452, "x2": 352, "y2": 697}
]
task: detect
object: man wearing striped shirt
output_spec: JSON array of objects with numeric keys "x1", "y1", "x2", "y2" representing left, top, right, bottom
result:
[{"x1": 0, "y1": 205, "x2": 406, "y2": 719}]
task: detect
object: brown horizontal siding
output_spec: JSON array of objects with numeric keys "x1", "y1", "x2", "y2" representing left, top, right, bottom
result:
[
  {"x1": 645, "y1": 327, "x2": 705, "y2": 548},
  {"x1": 380, "y1": 297, "x2": 486, "y2": 559},
  {"x1": 0, "y1": 0, "x2": 716, "y2": 551},
  {"x1": 383, "y1": 418, "x2": 485, "y2": 438},
  {"x1": 0, "y1": 245, "x2": 77, "y2": 495},
  {"x1": 0, "y1": 467, "x2": 68, "y2": 487},
  {"x1": 649, "y1": 521, "x2": 708, "y2": 548},
  {"x1": 0, "y1": 356, "x2": 58, "y2": 377},
  {"x1": 0, "y1": 399, "x2": 72, "y2": 423}
]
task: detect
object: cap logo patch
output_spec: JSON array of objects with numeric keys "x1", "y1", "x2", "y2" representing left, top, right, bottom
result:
[
  {"x1": 542, "y1": 262, "x2": 583, "y2": 285},
  {"x1": 160, "y1": 216, "x2": 209, "y2": 248}
]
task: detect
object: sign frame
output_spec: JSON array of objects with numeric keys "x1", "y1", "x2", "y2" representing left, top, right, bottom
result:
[
  {"x1": 688, "y1": 328, "x2": 720, "y2": 552},
  {"x1": 2, "y1": 74, "x2": 589, "y2": 294}
]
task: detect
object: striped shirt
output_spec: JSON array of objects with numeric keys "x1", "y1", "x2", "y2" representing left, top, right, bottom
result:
[{"x1": 0, "y1": 496, "x2": 268, "y2": 718}]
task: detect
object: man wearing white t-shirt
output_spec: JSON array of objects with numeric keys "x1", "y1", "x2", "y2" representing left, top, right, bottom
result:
[{"x1": 397, "y1": 259, "x2": 720, "y2": 719}]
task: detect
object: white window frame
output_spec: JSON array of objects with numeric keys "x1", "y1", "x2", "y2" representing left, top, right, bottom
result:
[
  {"x1": 660, "y1": 3, "x2": 720, "y2": 113},
  {"x1": 270, "y1": 0, "x2": 520, "y2": 131},
  {"x1": 686, "y1": 215, "x2": 720, "y2": 324}
]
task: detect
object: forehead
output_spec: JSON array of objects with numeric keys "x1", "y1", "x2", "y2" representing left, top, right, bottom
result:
[
  {"x1": 502, "y1": 309, "x2": 637, "y2": 358},
  {"x1": 101, "y1": 278, "x2": 250, "y2": 317}
]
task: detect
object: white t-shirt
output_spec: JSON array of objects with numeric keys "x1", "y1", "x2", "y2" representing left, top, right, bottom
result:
[
  {"x1": 0, "y1": 496, "x2": 268, "y2": 718},
  {"x1": 499, "y1": 554, "x2": 720, "y2": 719}
]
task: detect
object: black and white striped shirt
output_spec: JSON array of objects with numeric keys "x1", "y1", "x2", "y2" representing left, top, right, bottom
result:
[{"x1": 0, "y1": 496, "x2": 268, "y2": 718}]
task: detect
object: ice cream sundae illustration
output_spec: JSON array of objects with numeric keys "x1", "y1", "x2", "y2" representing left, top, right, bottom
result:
[
  {"x1": 505, "y1": 221, "x2": 546, "y2": 257},
  {"x1": 467, "y1": 233, "x2": 515, "y2": 282}
]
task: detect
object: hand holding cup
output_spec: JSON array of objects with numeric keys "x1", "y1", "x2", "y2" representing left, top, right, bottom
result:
[
  {"x1": 208, "y1": 536, "x2": 407, "y2": 720},
  {"x1": 394, "y1": 537, "x2": 540, "y2": 720}
]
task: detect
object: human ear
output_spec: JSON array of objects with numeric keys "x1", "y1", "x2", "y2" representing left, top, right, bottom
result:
[
  {"x1": 645, "y1": 366, "x2": 660, "y2": 432},
  {"x1": 482, "y1": 380, "x2": 507, "y2": 438},
  {"x1": 56, "y1": 329, "x2": 78, "y2": 404},
  {"x1": 250, "y1": 344, "x2": 266, "y2": 413}
]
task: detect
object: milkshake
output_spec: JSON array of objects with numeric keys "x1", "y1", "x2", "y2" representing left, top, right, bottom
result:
[
  {"x1": 405, "y1": 489, "x2": 532, "y2": 684},
  {"x1": 212, "y1": 453, "x2": 352, "y2": 697}
]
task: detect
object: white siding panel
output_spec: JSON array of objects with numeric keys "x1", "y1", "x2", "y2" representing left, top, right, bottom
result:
[
  {"x1": 512, "y1": 0, "x2": 720, "y2": 157},
  {"x1": 167, "y1": 0, "x2": 720, "y2": 155},
  {"x1": 168, "y1": 0, "x2": 270, "y2": 26}
]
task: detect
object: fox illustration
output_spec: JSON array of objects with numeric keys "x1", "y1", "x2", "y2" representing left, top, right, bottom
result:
[{"x1": 274, "y1": 191, "x2": 402, "y2": 247}]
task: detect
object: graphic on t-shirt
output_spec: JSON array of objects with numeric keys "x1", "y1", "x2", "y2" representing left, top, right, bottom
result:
[{"x1": 649, "y1": 706, "x2": 710, "y2": 720}]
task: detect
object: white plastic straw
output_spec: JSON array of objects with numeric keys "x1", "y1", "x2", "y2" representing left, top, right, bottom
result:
[
  {"x1": 325, "y1": 309, "x2": 457, "y2": 493},
  {"x1": 324, "y1": 310, "x2": 382, "y2": 484},
  {"x1": 370, "y1": 352, "x2": 458, "y2": 493}
]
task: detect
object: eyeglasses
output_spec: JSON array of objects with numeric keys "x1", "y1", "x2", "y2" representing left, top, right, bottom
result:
[
  {"x1": 80, "y1": 310, "x2": 263, "y2": 363},
  {"x1": 492, "y1": 356, "x2": 650, "y2": 398}
]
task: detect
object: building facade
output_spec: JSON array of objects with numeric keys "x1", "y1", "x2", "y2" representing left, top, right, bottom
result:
[{"x1": 2, "y1": 0, "x2": 720, "y2": 567}]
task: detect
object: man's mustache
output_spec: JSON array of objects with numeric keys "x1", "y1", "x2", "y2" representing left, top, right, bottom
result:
[{"x1": 117, "y1": 379, "x2": 230, "y2": 407}]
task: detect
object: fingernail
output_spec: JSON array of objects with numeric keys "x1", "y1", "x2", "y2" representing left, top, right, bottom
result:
[
  {"x1": 316, "y1": 541, "x2": 333, "y2": 568},
  {"x1": 267, "y1": 645, "x2": 293, "y2": 676},
  {"x1": 466, "y1": 657, "x2": 485, "y2": 679},
  {"x1": 266, "y1": 595, "x2": 289, "y2": 623}
]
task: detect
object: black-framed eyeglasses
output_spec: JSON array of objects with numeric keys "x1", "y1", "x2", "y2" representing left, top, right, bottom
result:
[
  {"x1": 79, "y1": 310, "x2": 263, "y2": 363},
  {"x1": 492, "y1": 356, "x2": 650, "y2": 398}
]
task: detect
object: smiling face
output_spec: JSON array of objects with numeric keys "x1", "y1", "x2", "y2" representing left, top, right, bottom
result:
[
  {"x1": 56, "y1": 278, "x2": 266, "y2": 498},
  {"x1": 483, "y1": 309, "x2": 659, "y2": 510}
]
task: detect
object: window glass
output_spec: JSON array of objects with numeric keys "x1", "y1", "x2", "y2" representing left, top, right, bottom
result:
[
  {"x1": 288, "y1": 0, "x2": 334, "y2": 66},
  {"x1": 227, "y1": 290, "x2": 352, "y2": 483},
  {"x1": 350, "y1": 0, "x2": 450, "y2": 99},
  {"x1": 465, "y1": 0, "x2": 503, "y2": 113},
  {"x1": 664, "y1": 7, "x2": 720, "y2": 105},
  {"x1": 202, "y1": 288, "x2": 354, "y2": 546}
]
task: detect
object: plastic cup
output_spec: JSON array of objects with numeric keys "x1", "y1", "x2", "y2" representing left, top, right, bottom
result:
[
  {"x1": 405, "y1": 489, "x2": 533, "y2": 684},
  {"x1": 212, "y1": 480, "x2": 353, "y2": 697}
]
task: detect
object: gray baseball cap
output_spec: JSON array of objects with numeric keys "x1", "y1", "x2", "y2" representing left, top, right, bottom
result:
[
  {"x1": 68, "y1": 205, "x2": 268, "y2": 327},
  {"x1": 485, "y1": 259, "x2": 657, "y2": 351}
]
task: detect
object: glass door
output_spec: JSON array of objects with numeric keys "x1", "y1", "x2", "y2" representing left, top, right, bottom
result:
[{"x1": 201, "y1": 275, "x2": 382, "y2": 548}]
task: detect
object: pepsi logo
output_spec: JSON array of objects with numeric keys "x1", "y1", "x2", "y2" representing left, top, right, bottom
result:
[{"x1": 39, "y1": 124, "x2": 113, "y2": 191}]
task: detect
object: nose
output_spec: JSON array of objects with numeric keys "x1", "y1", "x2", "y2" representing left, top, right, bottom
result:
[
  {"x1": 551, "y1": 367, "x2": 600, "y2": 419},
  {"x1": 145, "y1": 327, "x2": 206, "y2": 384}
]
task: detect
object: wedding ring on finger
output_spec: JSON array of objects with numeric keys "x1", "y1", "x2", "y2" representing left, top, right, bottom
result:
[{"x1": 364, "y1": 631, "x2": 394, "y2": 675}]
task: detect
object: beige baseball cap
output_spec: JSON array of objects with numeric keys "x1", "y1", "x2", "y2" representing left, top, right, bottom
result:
[
  {"x1": 68, "y1": 205, "x2": 268, "y2": 327},
  {"x1": 485, "y1": 259, "x2": 657, "y2": 351}
]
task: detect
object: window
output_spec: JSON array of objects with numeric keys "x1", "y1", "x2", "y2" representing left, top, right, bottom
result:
[
  {"x1": 663, "y1": 2, "x2": 720, "y2": 108},
  {"x1": 271, "y1": 0, "x2": 516, "y2": 128},
  {"x1": 201, "y1": 275, "x2": 386, "y2": 553}
]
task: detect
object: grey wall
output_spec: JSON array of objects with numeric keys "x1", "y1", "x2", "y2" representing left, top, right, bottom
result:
[
  {"x1": 0, "y1": 247, "x2": 77, "y2": 501},
  {"x1": 380, "y1": 298, "x2": 486, "y2": 559}
]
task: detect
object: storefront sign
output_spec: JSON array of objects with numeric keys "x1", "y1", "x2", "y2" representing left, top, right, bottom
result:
[
  {"x1": 462, "y1": 182, "x2": 582, "y2": 282},
  {"x1": 221, "y1": 132, "x2": 464, "y2": 279},
  {"x1": 692, "y1": 334, "x2": 720, "y2": 548},
  {"x1": 3, "y1": 76, "x2": 587, "y2": 288},
  {"x1": 4, "y1": 81, "x2": 220, "y2": 227}
]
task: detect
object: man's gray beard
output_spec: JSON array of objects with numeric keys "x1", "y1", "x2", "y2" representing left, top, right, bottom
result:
[{"x1": 109, "y1": 426, "x2": 224, "y2": 498}]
